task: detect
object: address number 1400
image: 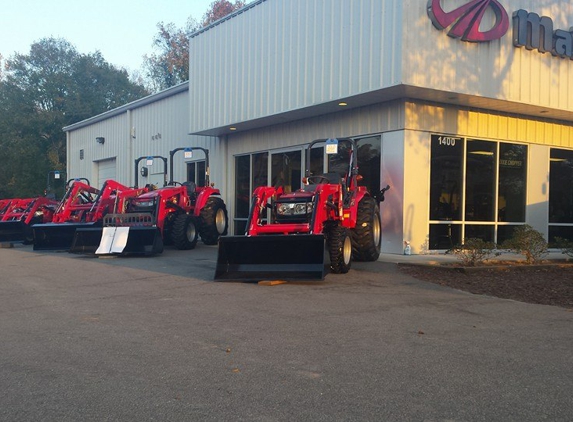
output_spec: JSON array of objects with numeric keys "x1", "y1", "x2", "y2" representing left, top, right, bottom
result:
[{"x1": 438, "y1": 136, "x2": 459, "y2": 146}]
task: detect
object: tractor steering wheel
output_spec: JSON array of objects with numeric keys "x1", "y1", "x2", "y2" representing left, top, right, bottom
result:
[{"x1": 307, "y1": 175, "x2": 331, "y2": 185}]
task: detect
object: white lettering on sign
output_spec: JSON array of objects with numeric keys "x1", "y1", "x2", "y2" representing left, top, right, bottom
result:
[{"x1": 438, "y1": 136, "x2": 457, "y2": 146}]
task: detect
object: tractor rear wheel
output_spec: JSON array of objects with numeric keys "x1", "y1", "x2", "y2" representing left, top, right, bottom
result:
[
  {"x1": 328, "y1": 224, "x2": 352, "y2": 274},
  {"x1": 200, "y1": 197, "x2": 228, "y2": 245},
  {"x1": 171, "y1": 213, "x2": 198, "y2": 250},
  {"x1": 351, "y1": 196, "x2": 381, "y2": 261}
]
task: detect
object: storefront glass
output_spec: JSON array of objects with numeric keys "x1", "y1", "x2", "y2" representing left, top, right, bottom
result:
[
  {"x1": 498, "y1": 143, "x2": 527, "y2": 223},
  {"x1": 271, "y1": 151, "x2": 301, "y2": 193},
  {"x1": 234, "y1": 155, "x2": 251, "y2": 235},
  {"x1": 429, "y1": 135, "x2": 528, "y2": 249},
  {"x1": 549, "y1": 148, "x2": 573, "y2": 242}
]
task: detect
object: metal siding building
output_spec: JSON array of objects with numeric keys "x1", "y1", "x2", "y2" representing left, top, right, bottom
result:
[
  {"x1": 188, "y1": 0, "x2": 573, "y2": 254},
  {"x1": 66, "y1": 0, "x2": 573, "y2": 254},
  {"x1": 65, "y1": 82, "x2": 224, "y2": 192}
]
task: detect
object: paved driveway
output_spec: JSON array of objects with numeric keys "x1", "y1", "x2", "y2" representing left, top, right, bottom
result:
[{"x1": 1, "y1": 244, "x2": 572, "y2": 421}]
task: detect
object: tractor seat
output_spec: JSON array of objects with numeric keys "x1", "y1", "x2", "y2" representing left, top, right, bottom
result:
[
  {"x1": 182, "y1": 181, "x2": 197, "y2": 196},
  {"x1": 322, "y1": 172, "x2": 342, "y2": 184}
]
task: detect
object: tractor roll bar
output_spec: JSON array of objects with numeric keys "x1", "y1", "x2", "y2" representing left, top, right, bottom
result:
[
  {"x1": 134, "y1": 156, "x2": 168, "y2": 188},
  {"x1": 304, "y1": 138, "x2": 358, "y2": 179},
  {"x1": 169, "y1": 147, "x2": 210, "y2": 187}
]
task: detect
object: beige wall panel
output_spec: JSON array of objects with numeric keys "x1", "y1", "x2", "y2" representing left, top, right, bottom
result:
[
  {"x1": 402, "y1": 130, "x2": 431, "y2": 254},
  {"x1": 405, "y1": 102, "x2": 573, "y2": 147},
  {"x1": 381, "y1": 131, "x2": 406, "y2": 254},
  {"x1": 402, "y1": 0, "x2": 573, "y2": 112},
  {"x1": 527, "y1": 144, "x2": 550, "y2": 237}
]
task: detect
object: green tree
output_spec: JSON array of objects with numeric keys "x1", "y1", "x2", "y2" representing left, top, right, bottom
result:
[
  {"x1": 143, "y1": 19, "x2": 200, "y2": 92},
  {"x1": 142, "y1": 0, "x2": 245, "y2": 91},
  {"x1": 0, "y1": 37, "x2": 148, "y2": 198}
]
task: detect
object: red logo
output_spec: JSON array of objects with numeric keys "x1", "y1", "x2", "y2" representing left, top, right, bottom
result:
[{"x1": 428, "y1": 0, "x2": 509, "y2": 42}]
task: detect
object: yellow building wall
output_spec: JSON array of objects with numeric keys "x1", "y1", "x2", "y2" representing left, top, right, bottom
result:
[{"x1": 402, "y1": 101, "x2": 573, "y2": 253}]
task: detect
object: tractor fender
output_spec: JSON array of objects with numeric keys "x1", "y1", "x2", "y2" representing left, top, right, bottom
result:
[
  {"x1": 342, "y1": 188, "x2": 369, "y2": 229},
  {"x1": 192, "y1": 189, "x2": 222, "y2": 217}
]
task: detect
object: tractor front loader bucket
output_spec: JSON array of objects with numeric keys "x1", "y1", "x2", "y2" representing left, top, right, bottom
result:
[
  {"x1": 214, "y1": 234, "x2": 326, "y2": 281},
  {"x1": 33, "y1": 222, "x2": 99, "y2": 251},
  {"x1": 70, "y1": 225, "x2": 163, "y2": 256},
  {"x1": 0, "y1": 221, "x2": 26, "y2": 242}
]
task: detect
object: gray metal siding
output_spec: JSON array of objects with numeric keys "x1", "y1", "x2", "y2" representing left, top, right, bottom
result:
[
  {"x1": 67, "y1": 89, "x2": 223, "y2": 190},
  {"x1": 189, "y1": 0, "x2": 403, "y2": 133}
]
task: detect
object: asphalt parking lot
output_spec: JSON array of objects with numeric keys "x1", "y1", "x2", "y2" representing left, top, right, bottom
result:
[{"x1": 1, "y1": 243, "x2": 572, "y2": 421}]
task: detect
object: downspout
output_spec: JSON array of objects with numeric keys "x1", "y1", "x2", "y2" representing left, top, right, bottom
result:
[
  {"x1": 65, "y1": 130, "x2": 71, "y2": 178},
  {"x1": 127, "y1": 109, "x2": 134, "y2": 187}
]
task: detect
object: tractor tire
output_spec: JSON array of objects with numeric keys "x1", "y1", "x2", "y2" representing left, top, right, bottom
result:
[
  {"x1": 171, "y1": 213, "x2": 198, "y2": 250},
  {"x1": 199, "y1": 197, "x2": 228, "y2": 245},
  {"x1": 351, "y1": 196, "x2": 381, "y2": 262},
  {"x1": 328, "y1": 224, "x2": 352, "y2": 274}
]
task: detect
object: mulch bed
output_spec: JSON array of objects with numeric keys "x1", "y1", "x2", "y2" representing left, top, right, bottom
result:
[{"x1": 398, "y1": 262, "x2": 573, "y2": 309}]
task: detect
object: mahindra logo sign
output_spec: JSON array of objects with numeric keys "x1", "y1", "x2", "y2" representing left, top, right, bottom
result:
[{"x1": 428, "y1": 0, "x2": 510, "y2": 42}]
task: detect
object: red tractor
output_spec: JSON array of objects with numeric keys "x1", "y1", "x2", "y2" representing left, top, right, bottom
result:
[
  {"x1": 0, "y1": 196, "x2": 58, "y2": 243},
  {"x1": 33, "y1": 178, "x2": 147, "y2": 250},
  {"x1": 215, "y1": 138, "x2": 389, "y2": 281},
  {"x1": 72, "y1": 147, "x2": 228, "y2": 255},
  {"x1": 0, "y1": 199, "x2": 13, "y2": 217}
]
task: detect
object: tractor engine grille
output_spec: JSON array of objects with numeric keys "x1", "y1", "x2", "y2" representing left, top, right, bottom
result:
[{"x1": 103, "y1": 213, "x2": 155, "y2": 227}]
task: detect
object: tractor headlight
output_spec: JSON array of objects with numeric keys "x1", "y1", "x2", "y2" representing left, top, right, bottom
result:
[{"x1": 276, "y1": 202, "x2": 313, "y2": 216}]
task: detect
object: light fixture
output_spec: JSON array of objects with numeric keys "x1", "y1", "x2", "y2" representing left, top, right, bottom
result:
[
  {"x1": 96, "y1": 137, "x2": 105, "y2": 144},
  {"x1": 550, "y1": 158, "x2": 567, "y2": 162},
  {"x1": 338, "y1": 102, "x2": 348, "y2": 106},
  {"x1": 469, "y1": 151, "x2": 494, "y2": 156},
  {"x1": 229, "y1": 127, "x2": 237, "y2": 131}
]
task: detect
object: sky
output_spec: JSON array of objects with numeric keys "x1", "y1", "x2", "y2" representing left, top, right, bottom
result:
[{"x1": 0, "y1": 0, "x2": 215, "y2": 73}]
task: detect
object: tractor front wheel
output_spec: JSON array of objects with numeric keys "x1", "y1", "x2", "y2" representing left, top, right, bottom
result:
[
  {"x1": 200, "y1": 197, "x2": 229, "y2": 245},
  {"x1": 171, "y1": 213, "x2": 198, "y2": 250},
  {"x1": 351, "y1": 196, "x2": 381, "y2": 261},
  {"x1": 328, "y1": 225, "x2": 352, "y2": 274}
]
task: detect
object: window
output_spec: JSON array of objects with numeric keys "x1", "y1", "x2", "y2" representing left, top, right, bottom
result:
[
  {"x1": 429, "y1": 135, "x2": 528, "y2": 249},
  {"x1": 234, "y1": 155, "x2": 252, "y2": 235},
  {"x1": 272, "y1": 151, "x2": 301, "y2": 193},
  {"x1": 327, "y1": 136, "x2": 381, "y2": 196},
  {"x1": 498, "y1": 143, "x2": 527, "y2": 223},
  {"x1": 549, "y1": 148, "x2": 573, "y2": 243},
  {"x1": 466, "y1": 139, "x2": 496, "y2": 222},
  {"x1": 186, "y1": 161, "x2": 206, "y2": 186},
  {"x1": 355, "y1": 136, "x2": 382, "y2": 196}
]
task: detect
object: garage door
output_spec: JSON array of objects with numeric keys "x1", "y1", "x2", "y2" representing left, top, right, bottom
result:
[{"x1": 97, "y1": 158, "x2": 117, "y2": 187}]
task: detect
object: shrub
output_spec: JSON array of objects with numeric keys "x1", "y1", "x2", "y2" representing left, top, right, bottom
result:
[
  {"x1": 554, "y1": 237, "x2": 573, "y2": 259},
  {"x1": 450, "y1": 238, "x2": 499, "y2": 266},
  {"x1": 502, "y1": 225, "x2": 548, "y2": 264}
]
